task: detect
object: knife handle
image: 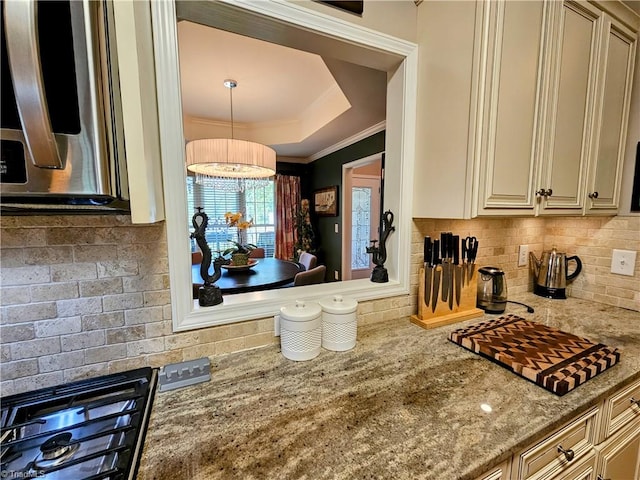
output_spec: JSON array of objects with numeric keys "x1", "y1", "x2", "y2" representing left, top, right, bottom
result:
[
  {"x1": 452, "y1": 235, "x2": 459, "y2": 265},
  {"x1": 440, "y1": 232, "x2": 447, "y2": 259},
  {"x1": 424, "y1": 236, "x2": 432, "y2": 265},
  {"x1": 433, "y1": 239, "x2": 440, "y2": 264}
]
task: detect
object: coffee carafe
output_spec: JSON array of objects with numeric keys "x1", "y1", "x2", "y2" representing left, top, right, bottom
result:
[
  {"x1": 529, "y1": 247, "x2": 582, "y2": 299},
  {"x1": 476, "y1": 266, "x2": 507, "y2": 314}
]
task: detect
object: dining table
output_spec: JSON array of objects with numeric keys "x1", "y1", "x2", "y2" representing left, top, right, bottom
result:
[{"x1": 192, "y1": 257, "x2": 303, "y2": 296}]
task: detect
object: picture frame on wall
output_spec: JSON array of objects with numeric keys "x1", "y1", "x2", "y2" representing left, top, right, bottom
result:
[{"x1": 314, "y1": 186, "x2": 339, "y2": 216}]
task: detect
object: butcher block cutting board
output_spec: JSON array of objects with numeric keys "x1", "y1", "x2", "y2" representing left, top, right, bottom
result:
[{"x1": 449, "y1": 315, "x2": 620, "y2": 396}]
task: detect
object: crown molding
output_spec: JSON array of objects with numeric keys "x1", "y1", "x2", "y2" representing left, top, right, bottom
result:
[{"x1": 306, "y1": 120, "x2": 386, "y2": 162}]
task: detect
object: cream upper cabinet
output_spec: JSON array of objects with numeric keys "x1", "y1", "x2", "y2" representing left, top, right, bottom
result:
[
  {"x1": 473, "y1": 0, "x2": 549, "y2": 216},
  {"x1": 537, "y1": 1, "x2": 601, "y2": 215},
  {"x1": 585, "y1": 14, "x2": 637, "y2": 214},
  {"x1": 541, "y1": 2, "x2": 637, "y2": 216},
  {"x1": 414, "y1": 0, "x2": 638, "y2": 219}
]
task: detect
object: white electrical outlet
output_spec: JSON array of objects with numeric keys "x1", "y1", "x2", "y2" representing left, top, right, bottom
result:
[
  {"x1": 518, "y1": 245, "x2": 529, "y2": 267},
  {"x1": 611, "y1": 249, "x2": 636, "y2": 276},
  {"x1": 334, "y1": 223, "x2": 339, "y2": 233},
  {"x1": 334, "y1": 270, "x2": 339, "y2": 280}
]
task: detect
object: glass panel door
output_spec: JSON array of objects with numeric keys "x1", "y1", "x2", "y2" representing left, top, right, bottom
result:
[{"x1": 351, "y1": 186, "x2": 372, "y2": 270}]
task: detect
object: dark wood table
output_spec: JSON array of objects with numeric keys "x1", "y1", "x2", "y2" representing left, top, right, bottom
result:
[{"x1": 192, "y1": 258, "x2": 303, "y2": 296}]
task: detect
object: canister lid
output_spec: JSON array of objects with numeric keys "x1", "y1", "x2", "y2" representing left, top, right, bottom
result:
[
  {"x1": 280, "y1": 300, "x2": 322, "y2": 321},
  {"x1": 318, "y1": 294, "x2": 358, "y2": 314}
]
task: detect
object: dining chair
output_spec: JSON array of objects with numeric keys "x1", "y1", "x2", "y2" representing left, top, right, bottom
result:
[
  {"x1": 298, "y1": 252, "x2": 317, "y2": 271},
  {"x1": 249, "y1": 247, "x2": 265, "y2": 258},
  {"x1": 293, "y1": 265, "x2": 326, "y2": 286}
]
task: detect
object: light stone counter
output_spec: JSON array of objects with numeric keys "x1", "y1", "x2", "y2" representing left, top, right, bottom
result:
[{"x1": 137, "y1": 295, "x2": 640, "y2": 480}]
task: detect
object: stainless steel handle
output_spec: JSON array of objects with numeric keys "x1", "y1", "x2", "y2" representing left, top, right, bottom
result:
[
  {"x1": 557, "y1": 444, "x2": 574, "y2": 462},
  {"x1": 3, "y1": 0, "x2": 64, "y2": 169},
  {"x1": 630, "y1": 397, "x2": 640, "y2": 406},
  {"x1": 588, "y1": 191, "x2": 599, "y2": 199}
]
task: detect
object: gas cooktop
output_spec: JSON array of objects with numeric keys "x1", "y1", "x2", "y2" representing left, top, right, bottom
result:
[{"x1": 1, "y1": 367, "x2": 158, "y2": 479}]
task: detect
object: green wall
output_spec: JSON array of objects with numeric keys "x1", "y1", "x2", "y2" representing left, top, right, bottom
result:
[{"x1": 309, "y1": 131, "x2": 385, "y2": 281}]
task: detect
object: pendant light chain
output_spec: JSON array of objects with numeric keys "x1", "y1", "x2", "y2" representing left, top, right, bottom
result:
[{"x1": 229, "y1": 81, "x2": 234, "y2": 140}]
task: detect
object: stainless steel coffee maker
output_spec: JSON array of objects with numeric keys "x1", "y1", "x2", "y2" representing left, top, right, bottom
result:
[
  {"x1": 530, "y1": 247, "x2": 582, "y2": 299},
  {"x1": 476, "y1": 266, "x2": 507, "y2": 314}
]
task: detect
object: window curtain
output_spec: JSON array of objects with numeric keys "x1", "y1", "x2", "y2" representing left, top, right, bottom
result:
[{"x1": 275, "y1": 174, "x2": 301, "y2": 260}]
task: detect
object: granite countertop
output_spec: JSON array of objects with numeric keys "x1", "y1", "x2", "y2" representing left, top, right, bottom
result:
[{"x1": 137, "y1": 294, "x2": 640, "y2": 480}]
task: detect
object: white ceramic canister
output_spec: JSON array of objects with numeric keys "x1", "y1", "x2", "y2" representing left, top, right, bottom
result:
[
  {"x1": 279, "y1": 300, "x2": 322, "y2": 361},
  {"x1": 318, "y1": 295, "x2": 358, "y2": 351}
]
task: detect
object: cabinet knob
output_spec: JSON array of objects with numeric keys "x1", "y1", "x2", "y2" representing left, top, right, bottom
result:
[
  {"x1": 536, "y1": 188, "x2": 553, "y2": 197},
  {"x1": 588, "y1": 191, "x2": 599, "y2": 199},
  {"x1": 557, "y1": 444, "x2": 574, "y2": 462},
  {"x1": 630, "y1": 397, "x2": 640, "y2": 406}
]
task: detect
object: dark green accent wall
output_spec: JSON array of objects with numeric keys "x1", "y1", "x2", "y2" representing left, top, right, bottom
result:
[{"x1": 309, "y1": 131, "x2": 385, "y2": 282}]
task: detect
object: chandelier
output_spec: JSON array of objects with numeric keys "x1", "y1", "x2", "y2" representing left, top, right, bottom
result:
[{"x1": 186, "y1": 79, "x2": 276, "y2": 192}]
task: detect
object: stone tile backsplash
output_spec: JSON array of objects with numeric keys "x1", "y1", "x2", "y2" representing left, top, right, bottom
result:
[{"x1": 1, "y1": 214, "x2": 638, "y2": 394}]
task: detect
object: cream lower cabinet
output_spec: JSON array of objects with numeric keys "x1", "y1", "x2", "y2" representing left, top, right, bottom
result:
[
  {"x1": 475, "y1": 460, "x2": 512, "y2": 480},
  {"x1": 516, "y1": 407, "x2": 600, "y2": 480},
  {"x1": 477, "y1": 378, "x2": 640, "y2": 480},
  {"x1": 594, "y1": 422, "x2": 640, "y2": 480}
]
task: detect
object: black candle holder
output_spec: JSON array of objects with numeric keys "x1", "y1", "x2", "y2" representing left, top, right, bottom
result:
[
  {"x1": 366, "y1": 210, "x2": 395, "y2": 283},
  {"x1": 190, "y1": 208, "x2": 229, "y2": 306}
]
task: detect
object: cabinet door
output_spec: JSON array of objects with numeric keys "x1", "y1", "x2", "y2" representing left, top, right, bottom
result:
[
  {"x1": 476, "y1": 459, "x2": 512, "y2": 480},
  {"x1": 539, "y1": 1, "x2": 600, "y2": 214},
  {"x1": 585, "y1": 16, "x2": 637, "y2": 214},
  {"x1": 475, "y1": 0, "x2": 548, "y2": 216},
  {"x1": 554, "y1": 451, "x2": 597, "y2": 480},
  {"x1": 595, "y1": 422, "x2": 640, "y2": 480}
]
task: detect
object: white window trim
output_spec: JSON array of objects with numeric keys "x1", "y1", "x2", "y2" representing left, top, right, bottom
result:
[{"x1": 150, "y1": 0, "x2": 417, "y2": 332}]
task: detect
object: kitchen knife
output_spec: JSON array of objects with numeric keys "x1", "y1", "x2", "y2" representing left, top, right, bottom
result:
[
  {"x1": 431, "y1": 239, "x2": 440, "y2": 312},
  {"x1": 431, "y1": 265, "x2": 441, "y2": 313},
  {"x1": 447, "y1": 233, "x2": 455, "y2": 310},
  {"x1": 423, "y1": 237, "x2": 432, "y2": 309},
  {"x1": 466, "y1": 236, "x2": 478, "y2": 283},
  {"x1": 461, "y1": 240, "x2": 468, "y2": 287},
  {"x1": 453, "y1": 235, "x2": 461, "y2": 307},
  {"x1": 441, "y1": 233, "x2": 449, "y2": 302}
]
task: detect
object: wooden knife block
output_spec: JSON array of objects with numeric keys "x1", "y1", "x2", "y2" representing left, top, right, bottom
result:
[{"x1": 411, "y1": 266, "x2": 484, "y2": 330}]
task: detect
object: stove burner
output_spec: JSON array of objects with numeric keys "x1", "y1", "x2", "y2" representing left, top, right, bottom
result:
[
  {"x1": 34, "y1": 432, "x2": 80, "y2": 468},
  {"x1": 2, "y1": 367, "x2": 158, "y2": 479}
]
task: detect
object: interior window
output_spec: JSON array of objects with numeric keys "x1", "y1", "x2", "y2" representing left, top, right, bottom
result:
[{"x1": 187, "y1": 176, "x2": 276, "y2": 256}]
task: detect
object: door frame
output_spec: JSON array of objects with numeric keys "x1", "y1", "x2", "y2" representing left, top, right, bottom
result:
[{"x1": 341, "y1": 153, "x2": 383, "y2": 281}]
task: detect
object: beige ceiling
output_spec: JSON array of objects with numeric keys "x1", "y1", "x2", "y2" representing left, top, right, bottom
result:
[{"x1": 177, "y1": 21, "x2": 387, "y2": 161}]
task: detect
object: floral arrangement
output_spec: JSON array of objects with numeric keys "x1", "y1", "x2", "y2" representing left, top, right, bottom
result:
[{"x1": 223, "y1": 211, "x2": 257, "y2": 256}]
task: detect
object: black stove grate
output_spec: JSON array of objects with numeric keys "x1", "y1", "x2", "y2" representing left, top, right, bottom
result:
[{"x1": 1, "y1": 367, "x2": 157, "y2": 480}]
